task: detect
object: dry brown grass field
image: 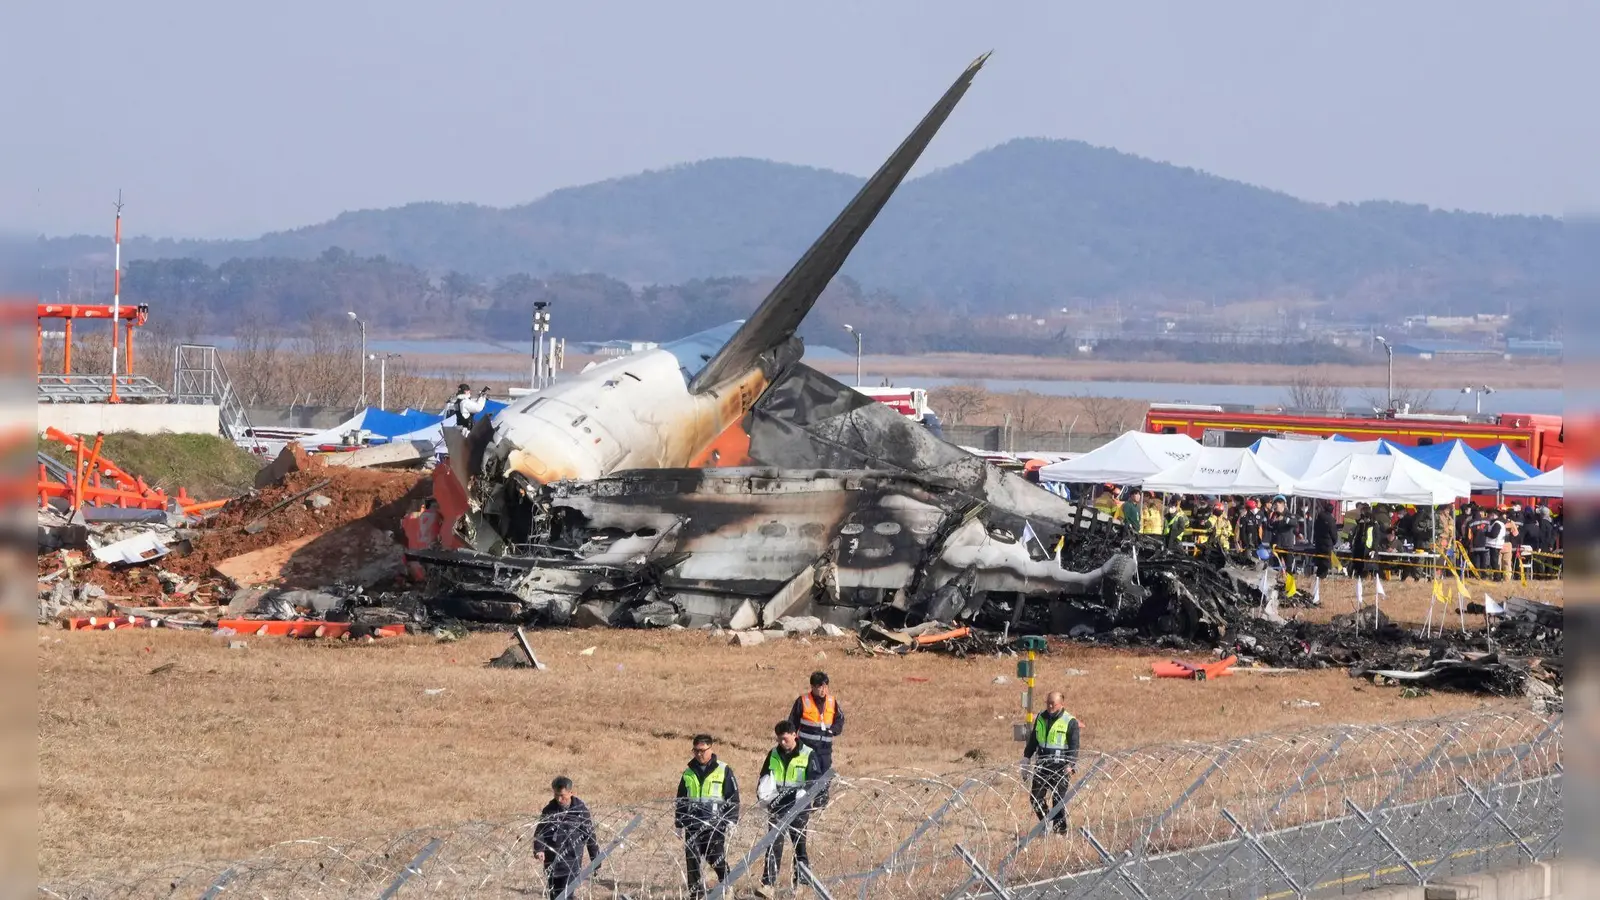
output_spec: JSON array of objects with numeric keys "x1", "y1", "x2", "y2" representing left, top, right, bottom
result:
[
  {"x1": 419, "y1": 351, "x2": 1564, "y2": 391},
  {"x1": 834, "y1": 354, "x2": 1563, "y2": 389},
  {"x1": 1289, "y1": 571, "x2": 1563, "y2": 628},
  {"x1": 36, "y1": 601, "x2": 1536, "y2": 878}
]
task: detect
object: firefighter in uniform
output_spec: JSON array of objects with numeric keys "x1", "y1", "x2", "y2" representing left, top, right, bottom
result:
[
  {"x1": 675, "y1": 734, "x2": 740, "y2": 900},
  {"x1": 788, "y1": 671, "x2": 844, "y2": 807},
  {"x1": 758, "y1": 721, "x2": 817, "y2": 898},
  {"x1": 1023, "y1": 692, "x2": 1081, "y2": 834}
]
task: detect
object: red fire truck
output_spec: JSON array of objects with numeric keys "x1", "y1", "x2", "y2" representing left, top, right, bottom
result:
[
  {"x1": 851, "y1": 385, "x2": 934, "y2": 421},
  {"x1": 1143, "y1": 404, "x2": 1565, "y2": 471}
]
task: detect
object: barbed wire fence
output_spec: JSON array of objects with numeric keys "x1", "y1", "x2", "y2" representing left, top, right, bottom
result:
[{"x1": 40, "y1": 709, "x2": 1562, "y2": 900}]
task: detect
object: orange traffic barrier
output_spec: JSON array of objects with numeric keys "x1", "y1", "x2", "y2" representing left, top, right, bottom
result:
[
  {"x1": 65, "y1": 615, "x2": 151, "y2": 631},
  {"x1": 216, "y1": 619, "x2": 406, "y2": 639}
]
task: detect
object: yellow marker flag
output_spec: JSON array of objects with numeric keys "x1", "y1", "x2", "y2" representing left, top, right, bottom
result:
[
  {"x1": 1432, "y1": 579, "x2": 1450, "y2": 606},
  {"x1": 1284, "y1": 572, "x2": 1297, "y2": 597},
  {"x1": 1454, "y1": 572, "x2": 1471, "y2": 600}
]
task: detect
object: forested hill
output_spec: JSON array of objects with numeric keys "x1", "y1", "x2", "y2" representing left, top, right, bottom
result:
[{"x1": 21, "y1": 138, "x2": 1560, "y2": 313}]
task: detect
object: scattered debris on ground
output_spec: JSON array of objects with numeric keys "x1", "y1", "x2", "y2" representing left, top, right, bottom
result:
[{"x1": 36, "y1": 436, "x2": 1563, "y2": 703}]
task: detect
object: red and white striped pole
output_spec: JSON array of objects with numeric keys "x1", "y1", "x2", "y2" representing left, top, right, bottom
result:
[{"x1": 110, "y1": 193, "x2": 123, "y2": 402}]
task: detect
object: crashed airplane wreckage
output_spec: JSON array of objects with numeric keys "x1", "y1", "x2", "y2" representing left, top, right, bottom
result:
[{"x1": 405, "y1": 53, "x2": 1235, "y2": 636}]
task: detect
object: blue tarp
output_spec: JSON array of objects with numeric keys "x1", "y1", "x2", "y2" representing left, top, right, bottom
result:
[{"x1": 357, "y1": 408, "x2": 439, "y2": 439}]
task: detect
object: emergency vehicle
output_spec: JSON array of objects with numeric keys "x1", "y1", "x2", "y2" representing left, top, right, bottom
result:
[
  {"x1": 1143, "y1": 404, "x2": 1564, "y2": 471},
  {"x1": 851, "y1": 386, "x2": 933, "y2": 420},
  {"x1": 850, "y1": 385, "x2": 944, "y2": 436}
]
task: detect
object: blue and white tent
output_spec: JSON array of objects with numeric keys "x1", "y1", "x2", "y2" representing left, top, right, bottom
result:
[
  {"x1": 1486, "y1": 443, "x2": 1542, "y2": 479},
  {"x1": 1388, "y1": 439, "x2": 1525, "y2": 492}
]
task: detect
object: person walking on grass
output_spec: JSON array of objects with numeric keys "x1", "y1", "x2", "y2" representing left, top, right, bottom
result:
[
  {"x1": 756, "y1": 721, "x2": 818, "y2": 898},
  {"x1": 534, "y1": 776, "x2": 600, "y2": 900},
  {"x1": 1023, "y1": 692, "x2": 1081, "y2": 834},
  {"x1": 676, "y1": 734, "x2": 741, "y2": 900}
]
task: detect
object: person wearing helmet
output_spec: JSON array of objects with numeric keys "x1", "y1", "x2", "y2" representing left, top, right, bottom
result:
[
  {"x1": 1237, "y1": 499, "x2": 1264, "y2": 551},
  {"x1": 1209, "y1": 501, "x2": 1234, "y2": 551}
]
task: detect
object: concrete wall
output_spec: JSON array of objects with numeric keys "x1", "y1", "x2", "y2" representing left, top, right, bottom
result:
[
  {"x1": 1345, "y1": 861, "x2": 1565, "y2": 899},
  {"x1": 38, "y1": 403, "x2": 220, "y2": 436},
  {"x1": 244, "y1": 406, "x2": 359, "y2": 429}
]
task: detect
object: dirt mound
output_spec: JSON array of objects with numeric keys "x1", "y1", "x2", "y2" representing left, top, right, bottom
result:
[{"x1": 163, "y1": 468, "x2": 430, "y2": 579}]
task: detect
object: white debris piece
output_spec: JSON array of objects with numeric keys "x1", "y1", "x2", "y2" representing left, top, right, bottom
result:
[
  {"x1": 727, "y1": 600, "x2": 760, "y2": 632},
  {"x1": 91, "y1": 532, "x2": 171, "y2": 566},
  {"x1": 779, "y1": 616, "x2": 822, "y2": 636},
  {"x1": 730, "y1": 631, "x2": 766, "y2": 647},
  {"x1": 1063, "y1": 668, "x2": 1088, "y2": 677},
  {"x1": 819, "y1": 623, "x2": 847, "y2": 638},
  {"x1": 1282, "y1": 699, "x2": 1322, "y2": 709}
]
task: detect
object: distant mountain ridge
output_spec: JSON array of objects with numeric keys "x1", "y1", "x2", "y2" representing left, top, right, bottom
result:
[{"x1": 19, "y1": 138, "x2": 1561, "y2": 312}]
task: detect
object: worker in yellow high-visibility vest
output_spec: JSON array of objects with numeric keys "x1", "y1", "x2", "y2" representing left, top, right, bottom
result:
[
  {"x1": 1023, "y1": 692, "x2": 1081, "y2": 834},
  {"x1": 675, "y1": 734, "x2": 741, "y2": 900},
  {"x1": 756, "y1": 721, "x2": 818, "y2": 898}
]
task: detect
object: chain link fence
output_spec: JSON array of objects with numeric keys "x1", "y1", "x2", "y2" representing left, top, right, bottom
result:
[{"x1": 40, "y1": 709, "x2": 1561, "y2": 899}]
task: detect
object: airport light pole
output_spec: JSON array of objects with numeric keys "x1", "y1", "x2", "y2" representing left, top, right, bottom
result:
[
  {"x1": 843, "y1": 323, "x2": 863, "y2": 386},
  {"x1": 370, "y1": 352, "x2": 401, "y2": 410},
  {"x1": 532, "y1": 301, "x2": 551, "y2": 390},
  {"x1": 347, "y1": 311, "x2": 367, "y2": 407},
  {"x1": 1374, "y1": 335, "x2": 1394, "y2": 409},
  {"x1": 1461, "y1": 384, "x2": 1494, "y2": 415}
]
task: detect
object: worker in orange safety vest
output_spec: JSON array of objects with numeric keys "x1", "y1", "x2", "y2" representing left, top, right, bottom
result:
[{"x1": 787, "y1": 671, "x2": 844, "y2": 808}]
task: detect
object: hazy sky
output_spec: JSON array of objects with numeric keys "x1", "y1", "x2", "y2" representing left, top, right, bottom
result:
[{"x1": 6, "y1": 1, "x2": 1594, "y2": 238}]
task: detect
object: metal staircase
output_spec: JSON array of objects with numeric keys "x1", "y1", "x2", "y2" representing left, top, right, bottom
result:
[{"x1": 172, "y1": 344, "x2": 261, "y2": 450}]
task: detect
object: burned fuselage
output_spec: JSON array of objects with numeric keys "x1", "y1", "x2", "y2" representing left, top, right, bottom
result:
[{"x1": 418, "y1": 466, "x2": 1130, "y2": 629}]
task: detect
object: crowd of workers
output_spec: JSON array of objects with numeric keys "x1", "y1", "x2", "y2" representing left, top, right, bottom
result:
[
  {"x1": 1084, "y1": 487, "x2": 1562, "y2": 582},
  {"x1": 529, "y1": 672, "x2": 1078, "y2": 899}
]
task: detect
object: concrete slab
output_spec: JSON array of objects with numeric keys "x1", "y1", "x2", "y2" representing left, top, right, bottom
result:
[{"x1": 323, "y1": 440, "x2": 436, "y2": 470}]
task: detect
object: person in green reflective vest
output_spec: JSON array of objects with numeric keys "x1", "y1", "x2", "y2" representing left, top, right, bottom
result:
[
  {"x1": 756, "y1": 720, "x2": 818, "y2": 898},
  {"x1": 1023, "y1": 692, "x2": 1081, "y2": 834},
  {"x1": 675, "y1": 734, "x2": 741, "y2": 900}
]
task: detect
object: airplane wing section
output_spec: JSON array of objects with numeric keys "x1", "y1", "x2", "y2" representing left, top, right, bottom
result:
[{"x1": 687, "y1": 52, "x2": 989, "y2": 394}]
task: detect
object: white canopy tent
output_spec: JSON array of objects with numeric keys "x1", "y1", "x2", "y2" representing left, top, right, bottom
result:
[
  {"x1": 1038, "y1": 432, "x2": 1201, "y2": 485},
  {"x1": 1249, "y1": 437, "x2": 1325, "y2": 480},
  {"x1": 1141, "y1": 446, "x2": 1298, "y2": 496},
  {"x1": 1297, "y1": 439, "x2": 1393, "y2": 481},
  {"x1": 1508, "y1": 465, "x2": 1563, "y2": 498},
  {"x1": 1292, "y1": 453, "x2": 1471, "y2": 505}
]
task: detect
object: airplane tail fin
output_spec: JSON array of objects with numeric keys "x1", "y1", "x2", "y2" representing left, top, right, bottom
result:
[{"x1": 688, "y1": 52, "x2": 989, "y2": 393}]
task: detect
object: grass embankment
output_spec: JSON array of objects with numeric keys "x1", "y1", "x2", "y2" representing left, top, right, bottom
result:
[{"x1": 40, "y1": 432, "x2": 262, "y2": 501}]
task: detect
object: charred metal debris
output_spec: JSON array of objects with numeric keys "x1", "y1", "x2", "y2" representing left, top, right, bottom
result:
[{"x1": 403, "y1": 367, "x2": 1558, "y2": 700}]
